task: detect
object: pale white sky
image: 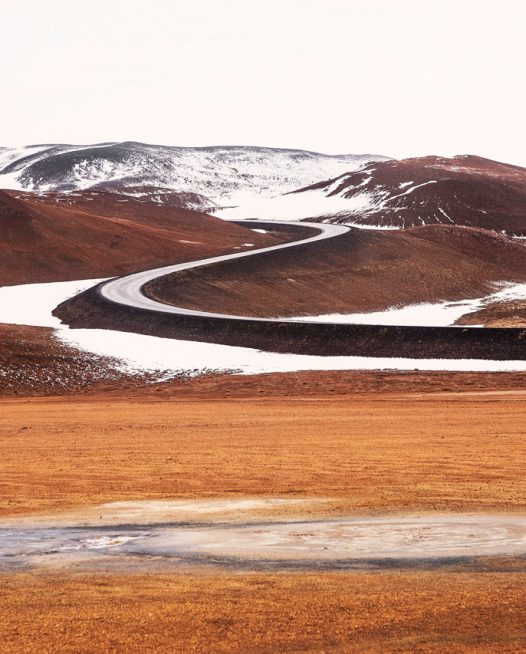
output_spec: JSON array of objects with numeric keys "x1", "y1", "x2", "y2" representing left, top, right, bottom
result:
[{"x1": 1, "y1": 0, "x2": 525, "y2": 165}]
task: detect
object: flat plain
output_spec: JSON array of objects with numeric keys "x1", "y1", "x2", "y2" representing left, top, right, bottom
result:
[{"x1": 1, "y1": 375, "x2": 526, "y2": 652}]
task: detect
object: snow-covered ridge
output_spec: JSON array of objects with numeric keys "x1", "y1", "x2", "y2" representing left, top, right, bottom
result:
[
  {"x1": 217, "y1": 156, "x2": 526, "y2": 234},
  {"x1": 215, "y1": 166, "x2": 444, "y2": 223},
  {"x1": 0, "y1": 142, "x2": 388, "y2": 207}
]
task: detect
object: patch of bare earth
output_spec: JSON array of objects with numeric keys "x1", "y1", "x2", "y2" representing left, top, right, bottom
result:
[
  {"x1": 2, "y1": 570, "x2": 526, "y2": 653},
  {"x1": 2, "y1": 391, "x2": 526, "y2": 517},
  {"x1": 0, "y1": 323, "x2": 142, "y2": 395},
  {"x1": 456, "y1": 300, "x2": 526, "y2": 327},
  {"x1": 0, "y1": 189, "x2": 279, "y2": 285}
]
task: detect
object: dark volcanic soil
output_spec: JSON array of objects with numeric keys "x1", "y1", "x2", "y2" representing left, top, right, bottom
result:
[{"x1": 0, "y1": 323, "x2": 138, "y2": 395}]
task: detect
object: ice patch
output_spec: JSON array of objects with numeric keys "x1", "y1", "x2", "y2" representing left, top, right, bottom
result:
[
  {"x1": 5, "y1": 512, "x2": 526, "y2": 569},
  {"x1": 59, "y1": 535, "x2": 143, "y2": 551}
]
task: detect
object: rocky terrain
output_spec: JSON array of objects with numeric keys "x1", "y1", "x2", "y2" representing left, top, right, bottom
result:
[{"x1": 0, "y1": 323, "x2": 137, "y2": 395}]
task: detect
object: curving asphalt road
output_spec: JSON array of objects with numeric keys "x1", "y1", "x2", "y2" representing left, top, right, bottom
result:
[{"x1": 99, "y1": 220, "x2": 350, "y2": 322}]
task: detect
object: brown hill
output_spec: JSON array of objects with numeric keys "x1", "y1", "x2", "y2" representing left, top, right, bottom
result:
[
  {"x1": 146, "y1": 224, "x2": 526, "y2": 317},
  {"x1": 0, "y1": 190, "x2": 277, "y2": 285},
  {"x1": 295, "y1": 155, "x2": 526, "y2": 234},
  {"x1": 82, "y1": 182, "x2": 214, "y2": 211}
]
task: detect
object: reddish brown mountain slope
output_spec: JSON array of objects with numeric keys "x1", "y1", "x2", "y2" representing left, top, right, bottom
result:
[
  {"x1": 0, "y1": 190, "x2": 277, "y2": 285},
  {"x1": 296, "y1": 155, "x2": 526, "y2": 234},
  {"x1": 147, "y1": 224, "x2": 526, "y2": 317}
]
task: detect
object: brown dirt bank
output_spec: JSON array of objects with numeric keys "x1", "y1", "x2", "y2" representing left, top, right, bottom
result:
[
  {"x1": 2, "y1": 570, "x2": 526, "y2": 653},
  {"x1": 456, "y1": 300, "x2": 526, "y2": 328},
  {"x1": 120, "y1": 368, "x2": 526, "y2": 400},
  {"x1": 0, "y1": 323, "x2": 139, "y2": 395},
  {"x1": 146, "y1": 224, "x2": 526, "y2": 316},
  {"x1": 0, "y1": 190, "x2": 279, "y2": 285},
  {"x1": 3, "y1": 322, "x2": 526, "y2": 398},
  {"x1": 2, "y1": 391, "x2": 526, "y2": 517}
]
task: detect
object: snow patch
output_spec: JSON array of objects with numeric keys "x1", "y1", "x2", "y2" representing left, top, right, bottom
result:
[
  {"x1": 0, "y1": 278, "x2": 107, "y2": 328},
  {"x1": 289, "y1": 282, "x2": 526, "y2": 327},
  {"x1": 389, "y1": 180, "x2": 438, "y2": 200},
  {"x1": 216, "y1": 187, "x2": 397, "y2": 227},
  {"x1": 438, "y1": 206, "x2": 454, "y2": 223}
]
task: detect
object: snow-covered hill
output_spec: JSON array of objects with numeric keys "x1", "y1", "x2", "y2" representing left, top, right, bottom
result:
[
  {"x1": 217, "y1": 155, "x2": 526, "y2": 235},
  {"x1": 0, "y1": 142, "x2": 387, "y2": 209}
]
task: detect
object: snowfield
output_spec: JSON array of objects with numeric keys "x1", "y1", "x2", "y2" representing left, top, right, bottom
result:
[
  {"x1": 0, "y1": 279, "x2": 107, "y2": 328},
  {"x1": 215, "y1": 186, "x2": 399, "y2": 225},
  {"x1": 1, "y1": 279, "x2": 526, "y2": 378}
]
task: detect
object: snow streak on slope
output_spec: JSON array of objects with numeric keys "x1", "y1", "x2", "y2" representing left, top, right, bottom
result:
[
  {"x1": 0, "y1": 145, "x2": 53, "y2": 170},
  {"x1": 0, "y1": 142, "x2": 387, "y2": 207}
]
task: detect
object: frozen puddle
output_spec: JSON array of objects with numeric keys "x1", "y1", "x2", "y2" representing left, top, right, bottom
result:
[
  {"x1": 3, "y1": 507, "x2": 526, "y2": 570},
  {"x1": 164, "y1": 515, "x2": 526, "y2": 561}
]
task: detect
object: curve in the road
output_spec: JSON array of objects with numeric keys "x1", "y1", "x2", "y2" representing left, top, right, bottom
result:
[
  {"x1": 58, "y1": 219, "x2": 526, "y2": 360},
  {"x1": 99, "y1": 220, "x2": 350, "y2": 322}
]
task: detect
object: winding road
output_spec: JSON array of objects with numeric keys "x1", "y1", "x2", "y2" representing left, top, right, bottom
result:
[
  {"x1": 99, "y1": 220, "x2": 349, "y2": 322},
  {"x1": 75, "y1": 218, "x2": 526, "y2": 361}
]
